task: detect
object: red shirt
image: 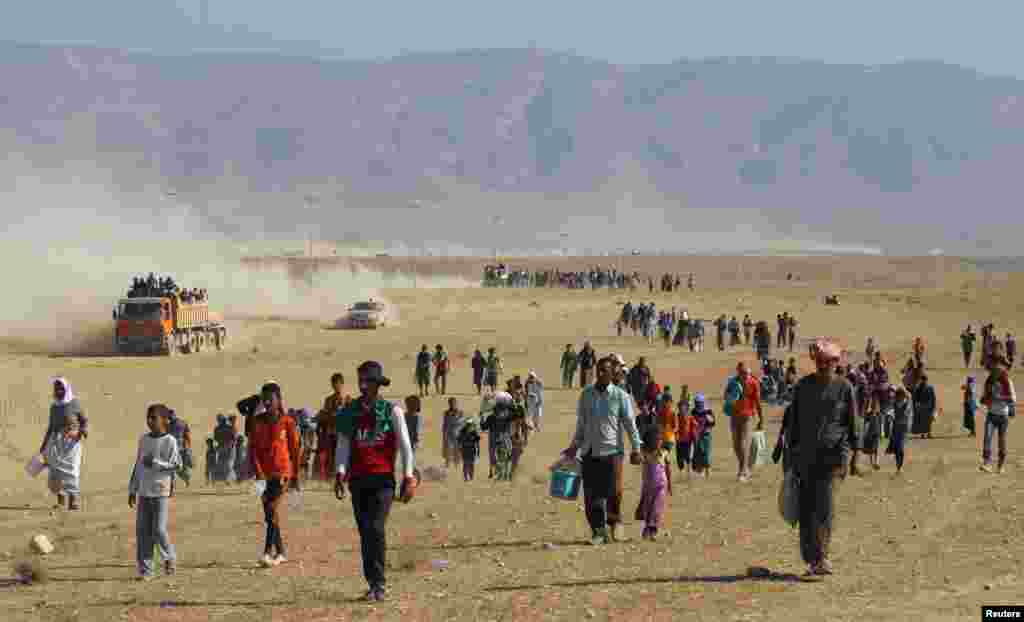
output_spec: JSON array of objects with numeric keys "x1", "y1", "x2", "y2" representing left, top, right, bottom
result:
[
  {"x1": 734, "y1": 375, "x2": 762, "y2": 417},
  {"x1": 349, "y1": 409, "x2": 398, "y2": 480},
  {"x1": 248, "y1": 413, "x2": 300, "y2": 480}
]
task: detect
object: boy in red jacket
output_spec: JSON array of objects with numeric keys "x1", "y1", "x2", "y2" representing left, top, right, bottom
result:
[{"x1": 248, "y1": 382, "x2": 301, "y2": 568}]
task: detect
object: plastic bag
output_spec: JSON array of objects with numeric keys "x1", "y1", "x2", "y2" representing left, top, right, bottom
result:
[
  {"x1": 287, "y1": 489, "x2": 304, "y2": 512},
  {"x1": 778, "y1": 470, "x2": 800, "y2": 527},
  {"x1": 749, "y1": 430, "x2": 771, "y2": 466},
  {"x1": 25, "y1": 454, "x2": 47, "y2": 478}
]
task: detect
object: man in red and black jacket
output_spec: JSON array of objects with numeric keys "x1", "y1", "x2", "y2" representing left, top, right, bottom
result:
[{"x1": 335, "y1": 361, "x2": 416, "y2": 602}]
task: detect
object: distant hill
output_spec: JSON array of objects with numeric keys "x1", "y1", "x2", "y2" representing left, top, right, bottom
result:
[{"x1": 2, "y1": 42, "x2": 1023, "y2": 255}]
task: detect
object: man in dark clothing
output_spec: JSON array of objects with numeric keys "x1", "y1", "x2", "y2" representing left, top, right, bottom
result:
[
  {"x1": 961, "y1": 326, "x2": 976, "y2": 368},
  {"x1": 627, "y1": 357, "x2": 652, "y2": 400},
  {"x1": 578, "y1": 342, "x2": 597, "y2": 387},
  {"x1": 1006, "y1": 333, "x2": 1016, "y2": 369},
  {"x1": 714, "y1": 315, "x2": 727, "y2": 351},
  {"x1": 912, "y1": 374, "x2": 937, "y2": 438},
  {"x1": 471, "y1": 349, "x2": 485, "y2": 394},
  {"x1": 754, "y1": 321, "x2": 772, "y2": 363},
  {"x1": 786, "y1": 339, "x2": 858, "y2": 576},
  {"x1": 777, "y1": 314, "x2": 788, "y2": 349},
  {"x1": 415, "y1": 345, "x2": 432, "y2": 397}
]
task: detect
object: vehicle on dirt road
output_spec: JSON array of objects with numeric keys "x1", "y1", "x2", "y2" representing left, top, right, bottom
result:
[
  {"x1": 335, "y1": 300, "x2": 388, "y2": 329},
  {"x1": 113, "y1": 294, "x2": 227, "y2": 356}
]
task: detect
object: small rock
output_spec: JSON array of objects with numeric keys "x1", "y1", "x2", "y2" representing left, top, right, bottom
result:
[
  {"x1": 944, "y1": 576, "x2": 952, "y2": 584},
  {"x1": 30, "y1": 535, "x2": 54, "y2": 555},
  {"x1": 429, "y1": 512, "x2": 439, "y2": 519},
  {"x1": 984, "y1": 583, "x2": 993, "y2": 591},
  {"x1": 585, "y1": 609, "x2": 596, "y2": 619},
  {"x1": 543, "y1": 543, "x2": 558, "y2": 551}
]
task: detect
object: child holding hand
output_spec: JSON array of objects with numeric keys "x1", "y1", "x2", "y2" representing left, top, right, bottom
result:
[{"x1": 635, "y1": 426, "x2": 670, "y2": 540}]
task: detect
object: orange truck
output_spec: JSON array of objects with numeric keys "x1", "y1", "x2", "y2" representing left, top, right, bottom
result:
[{"x1": 113, "y1": 295, "x2": 227, "y2": 356}]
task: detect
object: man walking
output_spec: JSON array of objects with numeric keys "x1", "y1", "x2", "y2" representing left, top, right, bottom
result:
[
  {"x1": 335, "y1": 362, "x2": 416, "y2": 601},
  {"x1": 742, "y1": 315, "x2": 754, "y2": 346},
  {"x1": 578, "y1": 341, "x2": 597, "y2": 387},
  {"x1": 961, "y1": 325, "x2": 976, "y2": 368},
  {"x1": 415, "y1": 345, "x2": 432, "y2": 397},
  {"x1": 563, "y1": 357, "x2": 643, "y2": 545},
  {"x1": 560, "y1": 344, "x2": 578, "y2": 389},
  {"x1": 730, "y1": 362, "x2": 764, "y2": 482},
  {"x1": 525, "y1": 371, "x2": 544, "y2": 431},
  {"x1": 787, "y1": 314, "x2": 798, "y2": 351},
  {"x1": 432, "y1": 344, "x2": 450, "y2": 395},
  {"x1": 786, "y1": 339, "x2": 858, "y2": 576}
]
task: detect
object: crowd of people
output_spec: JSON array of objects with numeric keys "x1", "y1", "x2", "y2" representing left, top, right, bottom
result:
[
  {"x1": 481, "y1": 264, "x2": 697, "y2": 292},
  {"x1": 613, "y1": 302, "x2": 799, "y2": 364},
  {"x1": 33, "y1": 316, "x2": 1017, "y2": 596},
  {"x1": 126, "y1": 273, "x2": 208, "y2": 304}
]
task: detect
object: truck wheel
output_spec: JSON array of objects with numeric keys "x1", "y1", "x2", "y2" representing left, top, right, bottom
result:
[
  {"x1": 215, "y1": 330, "x2": 224, "y2": 351},
  {"x1": 182, "y1": 335, "x2": 193, "y2": 354},
  {"x1": 195, "y1": 334, "x2": 203, "y2": 353}
]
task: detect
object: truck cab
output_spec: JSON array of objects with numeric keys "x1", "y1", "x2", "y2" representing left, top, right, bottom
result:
[{"x1": 114, "y1": 297, "x2": 174, "y2": 354}]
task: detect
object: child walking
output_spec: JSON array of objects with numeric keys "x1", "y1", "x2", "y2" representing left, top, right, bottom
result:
[
  {"x1": 129, "y1": 404, "x2": 181, "y2": 579},
  {"x1": 248, "y1": 382, "x2": 301, "y2": 568},
  {"x1": 887, "y1": 387, "x2": 913, "y2": 473},
  {"x1": 46, "y1": 413, "x2": 83, "y2": 510},
  {"x1": 676, "y1": 399, "x2": 697, "y2": 475},
  {"x1": 690, "y1": 394, "x2": 715, "y2": 478},
  {"x1": 458, "y1": 420, "x2": 481, "y2": 481},
  {"x1": 636, "y1": 427, "x2": 670, "y2": 540}
]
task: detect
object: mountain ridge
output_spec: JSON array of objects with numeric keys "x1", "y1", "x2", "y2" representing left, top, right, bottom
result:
[{"x1": 2, "y1": 41, "x2": 1022, "y2": 255}]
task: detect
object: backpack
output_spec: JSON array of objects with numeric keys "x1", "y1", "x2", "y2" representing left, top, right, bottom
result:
[{"x1": 724, "y1": 377, "x2": 744, "y2": 416}]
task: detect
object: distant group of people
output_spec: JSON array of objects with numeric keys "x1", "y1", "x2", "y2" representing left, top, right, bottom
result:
[
  {"x1": 959, "y1": 323, "x2": 1017, "y2": 371},
  {"x1": 481, "y1": 264, "x2": 697, "y2": 292},
  {"x1": 613, "y1": 302, "x2": 797, "y2": 367},
  {"x1": 126, "y1": 273, "x2": 207, "y2": 303}
]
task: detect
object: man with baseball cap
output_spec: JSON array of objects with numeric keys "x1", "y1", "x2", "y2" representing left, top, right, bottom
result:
[
  {"x1": 787, "y1": 339, "x2": 859, "y2": 576},
  {"x1": 335, "y1": 361, "x2": 416, "y2": 601}
]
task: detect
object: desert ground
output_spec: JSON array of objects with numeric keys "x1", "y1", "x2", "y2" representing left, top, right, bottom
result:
[{"x1": 0, "y1": 255, "x2": 1021, "y2": 622}]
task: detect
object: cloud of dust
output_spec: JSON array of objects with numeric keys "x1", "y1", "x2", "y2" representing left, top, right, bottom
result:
[{"x1": 0, "y1": 162, "x2": 473, "y2": 356}]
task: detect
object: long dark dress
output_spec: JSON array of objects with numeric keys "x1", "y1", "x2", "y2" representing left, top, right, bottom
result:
[{"x1": 911, "y1": 383, "x2": 936, "y2": 435}]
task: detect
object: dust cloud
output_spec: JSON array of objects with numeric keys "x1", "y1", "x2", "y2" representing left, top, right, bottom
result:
[{"x1": 0, "y1": 164, "x2": 473, "y2": 356}]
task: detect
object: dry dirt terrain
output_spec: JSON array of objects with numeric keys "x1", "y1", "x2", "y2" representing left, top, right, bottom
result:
[{"x1": 0, "y1": 255, "x2": 1021, "y2": 622}]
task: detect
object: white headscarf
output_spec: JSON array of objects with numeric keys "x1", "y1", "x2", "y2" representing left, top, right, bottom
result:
[{"x1": 52, "y1": 377, "x2": 74, "y2": 405}]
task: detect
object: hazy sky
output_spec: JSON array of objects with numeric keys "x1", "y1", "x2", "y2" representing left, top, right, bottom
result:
[{"x1": 5, "y1": 0, "x2": 1023, "y2": 77}]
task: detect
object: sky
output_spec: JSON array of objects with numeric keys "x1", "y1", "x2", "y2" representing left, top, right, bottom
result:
[{"x1": 3, "y1": 0, "x2": 1023, "y2": 78}]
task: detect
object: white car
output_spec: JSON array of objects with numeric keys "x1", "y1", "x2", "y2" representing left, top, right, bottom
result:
[{"x1": 336, "y1": 300, "x2": 388, "y2": 329}]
